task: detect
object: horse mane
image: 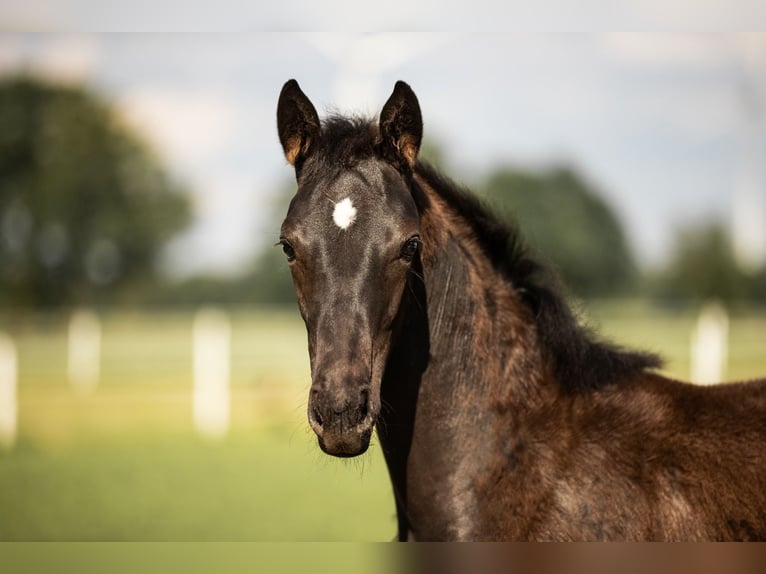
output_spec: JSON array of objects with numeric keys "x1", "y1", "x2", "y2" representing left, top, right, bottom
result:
[
  {"x1": 413, "y1": 162, "x2": 663, "y2": 393},
  {"x1": 313, "y1": 115, "x2": 662, "y2": 392}
]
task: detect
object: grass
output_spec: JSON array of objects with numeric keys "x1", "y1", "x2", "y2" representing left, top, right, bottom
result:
[
  {"x1": 2, "y1": 307, "x2": 396, "y2": 541},
  {"x1": 0, "y1": 302, "x2": 764, "y2": 541},
  {"x1": 0, "y1": 429, "x2": 395, "y2": 541}
]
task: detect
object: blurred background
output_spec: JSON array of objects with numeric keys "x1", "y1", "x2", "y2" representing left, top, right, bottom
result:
[{"x1": 0, "y1": 21, "x2": 765, "y2": 542}]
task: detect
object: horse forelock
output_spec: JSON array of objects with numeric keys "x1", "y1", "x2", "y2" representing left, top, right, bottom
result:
[{"x1": 297, "y1": 116, "x2": 380, "y2": 179}]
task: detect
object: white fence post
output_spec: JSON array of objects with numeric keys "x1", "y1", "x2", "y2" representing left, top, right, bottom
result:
[
  {"x1": 690, "y1": 301, "x2": 729, "y2": 385},
  {"x1": 0, "y1": 332, "x2": 17, "y2": 449},
  {"x1": 68, "y1": 309, "x2": 101, "y2": 395},
  {"x1": 193, "y1": 307, "x2": 231, "y2": 440}
]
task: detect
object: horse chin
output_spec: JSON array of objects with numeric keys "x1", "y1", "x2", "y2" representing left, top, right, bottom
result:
[{"x1": 317, "y1": 428, "x2": 373, "y2": 458}]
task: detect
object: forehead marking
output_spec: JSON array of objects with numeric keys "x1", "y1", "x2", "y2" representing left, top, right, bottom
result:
[{"x1": 332, "y1": 197, "x2": 357, "y2": 230}]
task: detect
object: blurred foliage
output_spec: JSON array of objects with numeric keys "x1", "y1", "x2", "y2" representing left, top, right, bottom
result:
[
  {"x1": 0, "y1": 75, "x2": 191, "y2": 307},
  {"x1": 651, "y1": 221, "x2": 766, "y2": 303},
  {"x1": 148, "y1": 251, "x2": 295, "y2": 306},
  {"x1": 479, "y1": 166, "x2": 638, "y2": 297},
  {"x1": 3, "y1": 74, "x2": 761, "y2": 309}
]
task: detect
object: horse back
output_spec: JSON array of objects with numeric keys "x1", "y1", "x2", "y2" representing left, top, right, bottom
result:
[
  {"x1": 482, "y1": 375, "x2": 766, "y2": 541},
  {"x1": 569, "y1": 375, "x2": 766, "y2": 540}
]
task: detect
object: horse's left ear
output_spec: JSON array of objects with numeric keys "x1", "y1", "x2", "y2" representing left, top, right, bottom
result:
[{"x1": 379, "y1": 81, "x2": 422, "y2": 169}]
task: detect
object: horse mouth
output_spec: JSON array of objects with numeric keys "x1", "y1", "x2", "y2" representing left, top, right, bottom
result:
[
  {"x1": 316, "y1": 427, "x2": 373, "y2": 458},
  {"x1": 307, "y1": 386, "x2": 377, "y2": 458}
]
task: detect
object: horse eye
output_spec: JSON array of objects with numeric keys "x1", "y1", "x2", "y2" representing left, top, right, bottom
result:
[
  {"x1": 279, "y1": 240, "x2": 296, "y2": 262},
  {"x1": 400, "y1": 237, "x2": 420, "y2": 262}
]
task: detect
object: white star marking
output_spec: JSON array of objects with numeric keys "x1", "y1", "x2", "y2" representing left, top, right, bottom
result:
[{"x1": 332, "y1": 197, "x2": 357, "y2": 230}]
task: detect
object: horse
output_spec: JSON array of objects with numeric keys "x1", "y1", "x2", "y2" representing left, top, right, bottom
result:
[{"x1": 275, "y1": 79, "x2": 766, "y2": 541}]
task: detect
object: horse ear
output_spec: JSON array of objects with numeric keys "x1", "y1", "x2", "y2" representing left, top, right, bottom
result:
[
  {"x1": 277, "y1": 79, "x2": 320, "y2": 167},
  {"x1": 379, "y1": 81, "x2": 422, "y2": 168}
]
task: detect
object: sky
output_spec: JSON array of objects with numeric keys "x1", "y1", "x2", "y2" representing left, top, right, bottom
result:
[{"x1": 1, "y1": 4, "x2": 765, "y2": 277}]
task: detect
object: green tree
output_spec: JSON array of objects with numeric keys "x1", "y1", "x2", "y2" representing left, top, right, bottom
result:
[
  {"x1": 0, "y1": 76, "x2": 191, "y2": 307},
  {"x1": 480, "y1": 166, "x2": 638, "y2": 297},
  {"x1": 655, "y1": 222, "x2": 753, "y2": 303}
]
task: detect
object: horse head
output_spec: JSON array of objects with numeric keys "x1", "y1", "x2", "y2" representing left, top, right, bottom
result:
[{"x1": 277, "y1": 79, "x2": 423, "y2": 457}]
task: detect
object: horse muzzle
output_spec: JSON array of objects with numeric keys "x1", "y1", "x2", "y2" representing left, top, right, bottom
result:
[{"x1": 308, "y1": 385, "x2": 375, "y2": 457}]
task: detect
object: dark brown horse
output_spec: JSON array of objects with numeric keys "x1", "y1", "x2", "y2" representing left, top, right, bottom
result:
[{"x1": 276, "y1": 79, "x2": 766, "y2": 541}]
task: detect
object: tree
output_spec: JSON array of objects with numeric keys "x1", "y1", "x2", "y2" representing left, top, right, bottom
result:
[
  {"x1": 655, "y1": 222, "x2": 754, "y2": 303},
  {"x1": 479, "y1": 166, "x2": 638, "y2": 297},
  {"x1": 0, "y1": 76, "x2": 191, "y2": 307}
]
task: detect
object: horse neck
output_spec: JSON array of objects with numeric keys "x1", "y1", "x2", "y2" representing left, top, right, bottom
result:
[
  {"x1": 411, "y1": 172, "x2": 555, "y2": 411},
  {"x1": 378, "y1": 173, "x2": 558, "y2": 539}
]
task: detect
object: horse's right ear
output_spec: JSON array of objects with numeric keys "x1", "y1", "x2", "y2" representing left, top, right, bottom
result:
[{"x1": 277, "y1": 79, "x2": 320, "y2": 167}]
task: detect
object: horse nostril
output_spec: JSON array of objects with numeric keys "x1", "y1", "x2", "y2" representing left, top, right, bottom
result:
[
  {"x1": 359, "y1": 389, "x2": 370, "y2": 419},
  {"x1": 312, "y1": 405, "x2": 324, "y2": 427}
]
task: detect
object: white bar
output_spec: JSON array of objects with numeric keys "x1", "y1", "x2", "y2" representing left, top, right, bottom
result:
[
  {"x1": 690, "y1": 301, "x2": 729, "y2": 385},
  {"x1": 68, "y1": 309, "x2": 101, "y2": 395},
  {"x1": 193, "y1": 307, "x2": 231, "y2": 440},
  {"x1": 0, "y1": 332, "x2": 18, "y2": 449}
]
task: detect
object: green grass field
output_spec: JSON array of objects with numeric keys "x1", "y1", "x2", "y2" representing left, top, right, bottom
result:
[{"x1": 0, "y1": 302, "x2": 764, "y2": 541}]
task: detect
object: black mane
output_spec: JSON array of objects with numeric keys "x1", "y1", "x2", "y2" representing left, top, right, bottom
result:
[
  {"x1": 413, "y1": 162, "x2": 662, "y2": 392},
  {"x1": 311, "y1": 116, "x2": 662, "y2": 392}
]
